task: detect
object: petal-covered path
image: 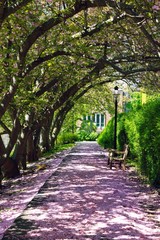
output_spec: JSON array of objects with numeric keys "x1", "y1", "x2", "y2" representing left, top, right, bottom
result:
[{"x1": 2, "y1": 142, "x2": 160, "y2": 240}]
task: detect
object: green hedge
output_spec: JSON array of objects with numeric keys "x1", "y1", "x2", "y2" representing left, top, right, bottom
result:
[
  {"x1": 98, "y1": 113, "x2": 127, "y2": 149},
  {"x1": 136, "y1": 99, "x2": 160, "y2": 186},
  {"x1": 98, "y1": 98, "x2": 160, "y2": 187},
  {"x1": 58, "y1": 132, "x2": 78, "y2": 144},
  {"x1": 97, "y1": 117, "x2": 114, "y2": 148}
]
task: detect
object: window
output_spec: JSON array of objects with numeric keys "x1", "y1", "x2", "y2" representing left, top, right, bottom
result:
[
  {"x1": 82, "y1": 113, "x2": 105, "y2": 129},
  {"x1": 96, "y1": 114, "x2": 100, "y2": 127},
  {"x1": 94, "y1": 113, "x2": 105, "y2": 128},
  {"x1": 101, "y1": 114, "x2": 104, "y2": 127}
]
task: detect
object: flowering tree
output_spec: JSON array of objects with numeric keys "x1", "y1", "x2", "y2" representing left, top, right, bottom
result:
[{"x1": 0, "y1": 0, "x2": 159, "y2": 183}]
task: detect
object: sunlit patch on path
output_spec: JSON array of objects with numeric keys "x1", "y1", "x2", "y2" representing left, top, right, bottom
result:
[{"x1": 2, "y1": 142, "x2": 160, "y2": 240}]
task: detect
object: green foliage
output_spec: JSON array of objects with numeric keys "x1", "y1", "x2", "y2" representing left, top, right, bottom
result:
[
  {"x1": 87, "y1": 132, "x2": 99, "y2": 141},
  {"x1": 77, "y1": 86, "x2": 114, "y2": 115},
  {"x1": 77, "y1": 131, "x2": 99, "y2": 141},
  {"x1": 124, "y1": 100, "x2": 160, "y2": 186},
  {"x1": 0, "y1": 0, "x2": 160, "y2": 181},
  {"x1": 97, "y1": 118, "x2": 114, "y2": 148},
  {"x1": 99, "y1": 97, "x2": 160, "y2": 187},
  {"x1": 77, "y1": 120, "x2": 98, "y2": 141},
  {"x1": 126, "y1": 92, "x2": 143, "y2": 111},
  {"x1": 137, "y1": 99, "x2": 160, "y2": 186},
  {"x1": 124, "y1": 110, "x2": 142, "y2": 158},
  {"x1": 117, "y1": 113, "x2": 128, "y2": 150},
  {"x1": 98, "y1": 113, "x2": 127, "y2": 149},
  {"x1": 58, "y1": 132, "x2": 78, "y2": 144}
]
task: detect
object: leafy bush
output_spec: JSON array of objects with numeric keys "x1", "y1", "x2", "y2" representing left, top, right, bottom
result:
[
  {"x1": 98, "y1": 97, "x2": 160, "y2": 187},
  {"x1": 88, "y1": 132, "x2": 99, "y2": 141},
  {"x1": 117, "y1": 113, "x2": 128, "y2": 149},
  {"x1": 97, "y1": 117, "x2": 114, "y2": 148},
  {"x1": 98, "y1": 113, "x2": 127, "y2": 149},
  {"x1": 58, "y1": 132, "x2": 78, "y2": 144},
  {"x1": 124, "y1": 110, "x2": 142, "y2": 158},
  {"x1": 77, "y1": 120, "x2": 98, "y2": 141},
  {"x1": 136, "y1": 99, "x2": 160, "y2": 186},
  {"x1": 77, "y1": 131, "x2": 99, "y2": 141},
  {"x1": 123, "y1": 99, "x2": 160, "y2": 186}
]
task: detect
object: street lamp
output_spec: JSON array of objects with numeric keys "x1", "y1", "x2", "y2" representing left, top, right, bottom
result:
[{"x1": 113, "y1": 86, "x2": 119, "y2": 150}]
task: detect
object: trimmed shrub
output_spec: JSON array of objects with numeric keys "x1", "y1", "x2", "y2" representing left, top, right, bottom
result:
[
  {"x1": 117, "y1": 113, "x2": 128, "y2": 150},
  {"x1": 124, "y1": 110, "x2": 142, "y2": 159},
  {"x1": 98, "y1": 97, "x2": 160, "y2": 187},
  {"x1": 98, "y1": 113, "x2": 127, "y2": 149},
  {"x1": 97, "y1": 117, "x2": 114, "y2": 148},
  {"x1": 136, "y1": 99, "x2": 160, "y2": 186}
]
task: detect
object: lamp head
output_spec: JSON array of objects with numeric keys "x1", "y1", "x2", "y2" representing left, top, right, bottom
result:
[{"x1": 114, "y1": 86, "x2": 119, "y2": 97}]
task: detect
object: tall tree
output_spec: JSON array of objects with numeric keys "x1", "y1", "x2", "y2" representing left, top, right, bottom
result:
[{"x1": 0, "y1": 0, "x2": 159, "y2": 185}]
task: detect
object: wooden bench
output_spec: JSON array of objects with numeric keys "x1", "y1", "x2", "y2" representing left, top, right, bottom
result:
[{"x1": 108, "y1": 144, "x2": 129, "y2": 170}]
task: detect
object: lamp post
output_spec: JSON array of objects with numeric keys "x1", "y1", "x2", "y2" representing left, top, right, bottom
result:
[{"x1": 113, "y1": 86, "x2": 119, "y2": 150}]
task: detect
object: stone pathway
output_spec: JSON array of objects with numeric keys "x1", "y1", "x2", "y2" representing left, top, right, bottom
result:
[{"x1": 2, "y1": 141, "x2": 160, "y2": 240}]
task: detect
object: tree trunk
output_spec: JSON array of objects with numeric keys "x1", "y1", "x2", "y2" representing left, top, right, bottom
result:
[
  {"x1": 0, "y1": 168, "x2": 3, "y2": 188},
  {"x1": 41, "y1": 126, "x2": 51, "y2": 152},
  {"x1": 26, "y1": 132, "x2": 35, "y2": 162},
  {"x1": 6, "y1": 115, "x2": 21, "y2": 156},
  {"x1": 51, "y1": 105, "x2": 72, "y2": 146},
  {"x1": 0, "y1": 121, "x2": 21, "y2": 180},
  {"x1": 12, "y1": 126, "x2": 30, "y2": 170},
  {"x1": 33, "y1": 125, "x2": 42, "y2": 161},
  {"x1": 27, "y1": 128, "x2": 41, "y2": 163},
  {"x1": 2, "y1": 157, "x2": 20, "y2": 179},
  {"x1": 0, "y1": 135, "x2": 6, "y2": 156},
  {"x1": 41, "y1": 110, "x2": 54, "y2": 152}
]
